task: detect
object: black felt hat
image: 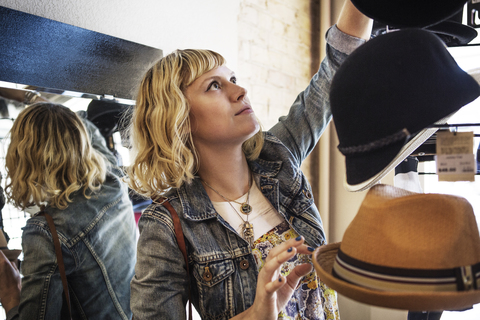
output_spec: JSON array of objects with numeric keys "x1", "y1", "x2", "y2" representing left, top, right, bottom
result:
[
  {"x1": 351, "y1": 0, "x2": 469, "y2": 28},
  {"x1": 372, "y1": 10, "x2": 478, "y2": 47},
  {"x1": 330, "y1": 28, "x2": 480, "y2": 192},
  {"x1": 86, "y1": 99, "x2": 130, "y2": 138},
  {"x1": 426, "y1": 20, "x2": 478, "y2": 47}
]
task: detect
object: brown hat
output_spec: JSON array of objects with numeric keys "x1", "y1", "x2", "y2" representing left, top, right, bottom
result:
[
  {"x1": 313, "y1": 184, "x2": 480, "y2": 311},
  {"x1": 0, "y1": 230, "x2": 21, "y2": 261}
]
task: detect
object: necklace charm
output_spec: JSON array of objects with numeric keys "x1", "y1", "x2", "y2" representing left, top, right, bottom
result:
[
  {"x1": 200, "y1": 174, "x2": 255, "y2": 246},
  {"x1": 240, "y1": 203, "x2": 252, "y2": 214},
  {"x1": 242, "y1": 221, "x2": 254, "y2": 247}
]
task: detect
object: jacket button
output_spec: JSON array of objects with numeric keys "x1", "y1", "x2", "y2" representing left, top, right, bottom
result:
[
  {"x1": 240, "y1": 259, "x2": 249, "y2": 270},
  {"x1": 303, "y1": 189, "x2": 312, "y2": 199},
  {"x1": 203, "y1": 266, "x2": 213, "y2": 282}
]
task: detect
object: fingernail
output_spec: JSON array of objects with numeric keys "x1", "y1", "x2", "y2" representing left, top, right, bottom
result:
[
  {"x1": 287, "y1": 247, "x2": 293, "y2": 252},
  {"x1": 278, "y1": 275, "x2": 282, "y2": 282},
  {"x1": 295, "y1": 236, "x2": 302, "y2": 241},
  {"x1": 307, "y1": 247, "x2": 315, "y2": 252}
]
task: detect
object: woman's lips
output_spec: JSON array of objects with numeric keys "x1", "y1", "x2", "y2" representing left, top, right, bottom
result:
[{"x1": 235, "y1": 106, "x2": 253, "y2": 115}]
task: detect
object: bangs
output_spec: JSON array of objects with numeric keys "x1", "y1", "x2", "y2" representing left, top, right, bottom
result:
[{"x1": 179, "y1": 49, "x2": 226, "y2": 88}]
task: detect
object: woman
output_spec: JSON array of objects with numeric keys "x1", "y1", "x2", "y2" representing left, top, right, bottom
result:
[
  {"x1": 128, "y1": 2, "x2": 372, "y2": 319},
  {"x1": 0, "y1": 103, "x2": 136, "y2": 319}
]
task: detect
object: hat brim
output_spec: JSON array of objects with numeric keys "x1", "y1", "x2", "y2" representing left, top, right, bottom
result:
[
  {"x1": 313, "y1": 243, "x2": 480, "y2": 311},
  {"x1": 427, "y1": 21, "x2": 478, "y2": 46},
  {"x1": 344, "y1": 125, "x2": 439, "y2": 192},
  {"x1": 1, "y1": 249, "x2": 21, "y2": 261},
  {"x1": 469, "y1": 68, "x2": 480, "y2": 85},
  {"x1": 350, "y1": 1, "x2": 466, "y2": 28}
]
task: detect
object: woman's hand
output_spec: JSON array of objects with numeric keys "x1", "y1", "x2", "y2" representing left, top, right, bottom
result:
[
  {"x1": 234, "y1": 236, "x2": 314, "y2": 320},
  {"x1": 0, "y1": 250, "x2": 21, "y2": 314}
]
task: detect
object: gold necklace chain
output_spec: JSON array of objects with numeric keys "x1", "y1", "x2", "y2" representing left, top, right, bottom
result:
[
  {"x1": 201, "y1": 176, "x2": 255, "y2": 247},
  {"x1": 201, "y1": 175, "x2": 252, "y2": 215}
]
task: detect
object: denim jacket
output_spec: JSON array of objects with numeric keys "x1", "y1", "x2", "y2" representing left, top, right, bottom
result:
[
  {"x1": 130, "y1": 25, "x2": 366, "y2": 320},
  {"x1": 7, "y1": 120, "x2": 137, "y2": 320}
]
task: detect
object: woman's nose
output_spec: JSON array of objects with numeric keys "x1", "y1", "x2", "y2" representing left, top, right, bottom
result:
[{"x1": 232, "y1": 84, "x2": 247, "y2": 102}]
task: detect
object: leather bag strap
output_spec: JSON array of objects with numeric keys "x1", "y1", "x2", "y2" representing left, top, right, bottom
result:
[
  {"x1": 162, "y1": 200, "x2": 192, "y2": 320},
  {"x1": 38, "y1": 211, "x2": 73, "y2": 319}
]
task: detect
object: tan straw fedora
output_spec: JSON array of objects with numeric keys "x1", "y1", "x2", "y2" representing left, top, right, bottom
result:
[{"x1": 313, "y1": 184, "x2": 480, "y2": 311}]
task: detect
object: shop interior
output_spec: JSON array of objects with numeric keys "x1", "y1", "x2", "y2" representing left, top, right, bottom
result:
[{"x1": 1, "y1": 0, "x2": 480, "y2": 319}]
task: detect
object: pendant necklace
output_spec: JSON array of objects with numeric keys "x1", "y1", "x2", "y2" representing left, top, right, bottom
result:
[{"x1": 201, "y1": 174, "x2": 255, "y2": 246}]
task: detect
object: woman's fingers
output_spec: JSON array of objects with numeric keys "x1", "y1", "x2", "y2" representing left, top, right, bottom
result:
[
  {"x1": 265, "y1": 274, "x2": 286, "y2": 294},
  {"x1": 265, "y1": 236, "x2": 305, "y2": 263},
  {"x1": 250, "y1": 237, "x2": 317, "y2": 319},
  {"x1": 261, "y1": 246, "x2": 297, "y2": 281},
  {"x1": 285, "y1": 263, "x2": 313, "y2": 289},
  {"x1": 262, "y1": 236, "x2": 316, "y2": 281}
]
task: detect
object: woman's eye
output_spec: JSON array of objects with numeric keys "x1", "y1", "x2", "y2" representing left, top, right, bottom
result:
[
  {"x1": 207, "y1": 81, "x2": 220, "y2": 91},
  {"x1": 231, "y1": 77, "x2": 237, "y2": 84}
]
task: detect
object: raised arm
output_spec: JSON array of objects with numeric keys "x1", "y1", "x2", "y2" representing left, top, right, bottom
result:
[
  {"x1": 337, "y1": 0, "x2": 373, "y2": 40},
  {"x1": 269, "y1": 1, "x2": 372, "y2": 164}
]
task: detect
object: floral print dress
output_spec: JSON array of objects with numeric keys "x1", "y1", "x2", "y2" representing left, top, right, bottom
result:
[{"x1": 251, "y1": 220, "x2": 340, "y2": 320}]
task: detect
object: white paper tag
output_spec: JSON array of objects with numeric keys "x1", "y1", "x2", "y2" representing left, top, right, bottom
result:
[
  {"x1": 435, "y1": 131, "x2": 476, "y2": 182},
  {"x1": 436, "y1": 154, "x2": 477, "y2": 181}
]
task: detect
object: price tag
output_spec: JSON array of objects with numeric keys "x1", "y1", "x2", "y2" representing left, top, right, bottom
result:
[{"x1": 435, "y1": 131, "x2": 476, "y2": 181}]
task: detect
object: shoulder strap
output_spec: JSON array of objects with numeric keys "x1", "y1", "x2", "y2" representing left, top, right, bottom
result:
[
  {"x1": 38, "y1": 211, "x2": 73, "y2": 319},
  {"x1": 162, "y1": 200, "x2": 192, "y2": 320}
]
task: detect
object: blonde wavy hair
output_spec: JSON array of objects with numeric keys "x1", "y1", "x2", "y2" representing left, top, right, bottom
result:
[
  {"x1": 128, "y1": 49, "x2": 264, "y2": 198},
  {"x1": 5, "y1": 103, "x2": 107, "y2": 210}
]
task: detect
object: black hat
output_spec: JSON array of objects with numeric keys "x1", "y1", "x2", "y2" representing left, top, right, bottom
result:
[
  {"x1": 426, "y1": 21, "x2": 478, "y2": 47},
  {"x1": 372, "y1": 9, "x2": 478, "y2": 47},
  {"x1": 330, "y1": 28, "x2": 480, "y2": 192},
  {"x1": 86, "y1": 99, "x2": 130, "y2": 138},
  {"x1": 351, "y1": 0, "x2": 469, "y2": 28}
]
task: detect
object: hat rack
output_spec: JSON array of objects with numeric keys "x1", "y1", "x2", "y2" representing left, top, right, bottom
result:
[
  {"x1": 429, "y1": 123, "x2": 480, "y2": 137},
  {"x1": 413, "y1": 122, "x2": 480, "y2": 175}
]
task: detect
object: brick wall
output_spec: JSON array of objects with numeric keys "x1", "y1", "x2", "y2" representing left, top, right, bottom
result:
[{"x1": 237, "y1": 0, "x2": 321, "y2": 192}]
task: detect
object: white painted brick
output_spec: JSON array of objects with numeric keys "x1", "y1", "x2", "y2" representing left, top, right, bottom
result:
[
  {"x1": 239, "y1": 3, "x2": 259, "y2": 26},
  {"x1": 286, "y1": 43, "x2": 310, "y2": 61},
  {"x1": 238, "y1": 0, "x2": 313, "y2": 135},
  {"x1": 252, "y1": 103, "x2": 270, "y2": 125},
  {"x1": 268, "y1": 49, "x2": 284, "y2": 70},
  {"x1": 250, "y1": 44, "x2": 272, "y2": 66},
  {"x1": 277, "y1": 0, "x2": 310, "y2": 14},
  {"x1": 266, "y1": 0, "x2": 296, "y2": 24},
  {"x1": 238, "y1": 20, "x2": 258, "y2": 40},
  {"x1": 238, "y1": 39, "x2": 251, "y2": 61},
  {"x1": 271, "y1": 18, "x2": 287, "y2": 37},
  {"x1": 243, "y1": 0, "x2": 268, "y2": 11},
  {"x1": 257, "y1": 11, "x2": 274, "y2": 31},
  {"x1": 280, "y1": 54, "x2": 306, "y2": 78},
  {"x1": 250, "y1": 84, "x2": 271, "y2": 106},
  {"x1": 267, "y1": 33, "x2": 289, "y2": 54},
  {"x1": 285, "y1": 23, "x2": 311, "y2": 45},
  {"x1": 240, "y1": 62, "x2": 270, "y2": 85},
  {"x1": 295, "y1": 11, "x2": 312, "y2": 31},
  {"x1": 267, "y1": 70, "x2": 294, "y2": 89}
]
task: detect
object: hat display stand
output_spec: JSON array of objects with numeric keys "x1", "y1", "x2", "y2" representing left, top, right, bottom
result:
[
  {"x1": 330, "y1": 28, "x2": 480, "y2": 192},
  {"x1": 371, "y1": 9, "x2": 479, "y2": 47},
  {"x1": 351, "y1": 0, "x2": 469, "y2": 28},
  {"x1": 326, "y1": 1, "x2": 480, "y2": 318},
  {"x1": 411, "y1": 124, "x2": 480, "y2": 165}
]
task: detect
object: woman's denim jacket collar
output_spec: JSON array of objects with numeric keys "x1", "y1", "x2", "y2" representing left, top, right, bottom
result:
[{"x1": 176, "y1": 138, "x2": 325, "y2": 249}]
